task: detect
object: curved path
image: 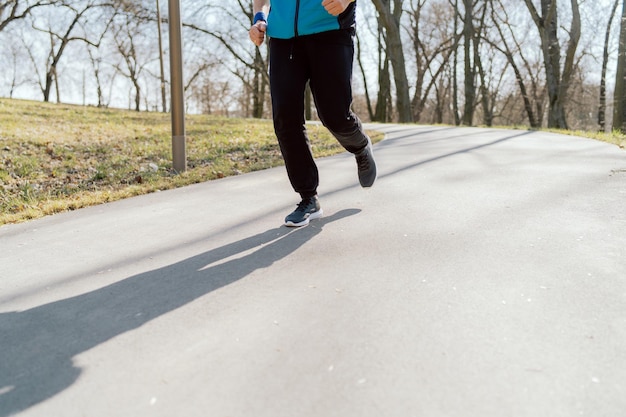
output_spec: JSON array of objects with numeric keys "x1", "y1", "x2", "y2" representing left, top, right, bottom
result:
[{"x1": 1, "y1": 125, "x2": 625, "y2": 417}]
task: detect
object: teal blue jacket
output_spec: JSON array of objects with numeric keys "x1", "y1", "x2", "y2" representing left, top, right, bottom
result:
[{"x1": 267, "y1": 0, "x2": 356, "y2": 39}]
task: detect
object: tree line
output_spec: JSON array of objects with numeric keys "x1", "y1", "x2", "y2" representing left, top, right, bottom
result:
[{"x1": 2, "y1": 0, "x2": 626, "y2": 132}]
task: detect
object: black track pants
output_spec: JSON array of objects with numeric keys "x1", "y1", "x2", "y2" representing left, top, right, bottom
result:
[{"x1": 269, "y1": 29, "x2": 370, "y2": 199}]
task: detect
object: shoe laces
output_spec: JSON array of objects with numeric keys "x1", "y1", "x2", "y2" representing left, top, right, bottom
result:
[
  {"x1": 356, "y1": 149, "x2": 370, "y2": 171},
  {"x1": 295, "y1": 197, "x2": 314, "y2": 212}
]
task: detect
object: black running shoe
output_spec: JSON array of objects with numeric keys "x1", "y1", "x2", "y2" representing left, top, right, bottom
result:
[
  {"x1": 284, "y1": 196, "x2": 323, "y2": 227},
  {"x1": 355, "y1": 140, "x2": 377, "y2": 187}
]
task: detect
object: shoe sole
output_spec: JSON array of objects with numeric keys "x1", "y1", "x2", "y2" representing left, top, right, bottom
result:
[
  {"x1": 284, "y1": 209, "x2": 323, "y2": 227},
  {"x1": 360, "y1": 172, "x2": 377, "y2": 188}
]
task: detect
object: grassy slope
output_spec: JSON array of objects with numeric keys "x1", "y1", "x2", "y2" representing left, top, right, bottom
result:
[{"x1": 0, "y1": 99, "x2": 382, "y2": 225}]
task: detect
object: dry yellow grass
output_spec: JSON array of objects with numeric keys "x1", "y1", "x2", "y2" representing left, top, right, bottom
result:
[{"x1": 0, "y1": 99, "x2": 383, "y2": 225}]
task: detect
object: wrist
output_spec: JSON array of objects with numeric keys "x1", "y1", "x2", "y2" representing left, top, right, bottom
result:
[{"x1": 253, "y1": 11, "x2": 266, "y2": 25}]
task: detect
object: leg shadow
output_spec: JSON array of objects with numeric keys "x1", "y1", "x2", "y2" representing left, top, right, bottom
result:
[{"x1": 0, "y1": 209, "x2": 361, "y2": 416}]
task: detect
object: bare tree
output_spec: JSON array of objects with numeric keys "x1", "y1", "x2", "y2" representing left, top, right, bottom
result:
[
  {"x1": 155, "y1": 0, "x2": 166, "y2": 112},
  {"x1": 452, "y1": 0, "x2": 461, "y2": 125},
  {"x1": 1, "y1": 27, "x2": 30, "y2": 97},
  {"x1": 0, "y1": 0, "x2": 613, "y2": 133},
  {"x1": 184, "y1": 0, "x2": 270, "y2": 118},
  {"x1": 30, "y1": 0, "x2": 114, "y2": 102},
  {"x1": 363, "y1": 16, "x2": 394, "y2": 122},
  {"x1": 473, "y1": 2, "x2": 495, "y2": 126},
  {"x1": 432, "y1": 61, "x2": 459, "y2": 124},
  {"x1": 407, "y1": 0, "x2": 460, "y2": 123},
  {"x1": 613, "y1": 0, "x2": 626, "y2": 132},
  {"x1": 112, "y1": 11, "x2": 154, "y2": 111},
  {"x1": 374, "y1": 29, "x2": 394, "y2": 122},
  {"x1": 192, "y1": 76, "x2": 236, "y2": 116},
  {"x1": 523, "y1": 0, "x2": 581, "y2": 129},
  {"x1": 85, "y1": 41, "x2": 118, "y2": 107},
  {"x1": 353, "y1": 1, "x2": 393, "y2": 122},
  {"x1": 371, "y1": 0, "x2": 412, "y2": 123},
  {"x1": 0, "y1": 0, "x2": 57, "y2": 32},
  {"x1": 599, "y1": 0, "x2": 620, "y2": 131},
  {"x1": 461, "y1": 0, "x2": 476, "y2": 125},
  {"x1": 361, "y1": 8, "x2": 394, "y2": 123},
  {"x1": 355, "y1": 27, "x2": 375, "y2": 121},
  {"x1": 487, "y1": 0, "x2": 543, "y2": 128},
  {"x1": 354, "y1": 2, "x2": 383, "y2": 122}
]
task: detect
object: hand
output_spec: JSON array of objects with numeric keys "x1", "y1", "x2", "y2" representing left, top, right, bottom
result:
[
  {"x1": 322, "y1": 0, "x2": 352, "y2": 16},
  {"x1": 249, "y1": 21, "x2": 267, "y2": 47}
]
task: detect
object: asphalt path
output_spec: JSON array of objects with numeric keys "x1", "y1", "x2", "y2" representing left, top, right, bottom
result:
[{"x1": 1, "y1": 124, "x2": 625, "y2": 417}]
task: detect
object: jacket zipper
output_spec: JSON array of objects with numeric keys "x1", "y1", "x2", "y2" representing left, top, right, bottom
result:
[{"x1": 294, "y1": 0, "x2": 300, "y2": 37}]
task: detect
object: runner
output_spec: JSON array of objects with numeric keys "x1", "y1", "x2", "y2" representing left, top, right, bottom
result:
[{"x1": 249, "y1": 0, "x2": 376, "y2": 227}]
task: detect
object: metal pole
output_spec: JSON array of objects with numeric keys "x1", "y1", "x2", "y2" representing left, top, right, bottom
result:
[{"x1": 168, "y1": 0, "x2": 186, "y2": 173}]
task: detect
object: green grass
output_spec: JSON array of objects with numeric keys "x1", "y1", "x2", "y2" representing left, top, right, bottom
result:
[{"x1": 0, "y1": 98, "x2": 384, "y2": 225}]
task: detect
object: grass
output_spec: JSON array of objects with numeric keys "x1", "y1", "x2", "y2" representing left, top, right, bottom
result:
[
  {"x1": 0, "y1": 98, "x2": 384, "y2": 226},
  {"x1": 2, "y1": 99, "x2": 624, "y2": 226},
  {"x1": 547, "y1": 128, "x2": 626, "y2": 148}
]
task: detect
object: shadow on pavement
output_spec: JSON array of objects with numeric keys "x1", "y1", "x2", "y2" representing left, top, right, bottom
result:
[
  {"x1": 0, "y1": 208, "x2": 361, "y2": 416},
  {"x1": 377, "y1": 130, "x2": 535, "y2": 180}
]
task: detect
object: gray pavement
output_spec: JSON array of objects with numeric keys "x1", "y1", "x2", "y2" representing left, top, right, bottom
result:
[{"x1": 1, "y1": 124, "x2": 625, "y2": 417}]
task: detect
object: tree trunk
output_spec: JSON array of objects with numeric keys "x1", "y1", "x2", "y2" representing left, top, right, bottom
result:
[
  {"x1": 543, "y1": 1, "x2": 563, "y2": 128},
  {"x1": 407, "y1": 1, "x2": 458, "y2": 123},
  {"x1": 462, "y1": 0, "x2": 475, "y2": 126},
  {"x1": 355, "y1": 29, "x2": 375, "y2": 121},
  {"x1": 474, "y1": 2, "x2": 491, "y2": 126},
  {"x1": 156, "y1": 0, "x2": 167, "y2": 113},
  {"x1": 489, "y1": 0, "x2": 540, "y2": 128},
  {"x1": 613, "y1": 0, "x2": 626, "y2": 132},
  {"x1": 524, "y1": 0, "x2": 580, "y2": 130},
  {"x1": 252, "y1": 48, "x2": 265, "y2": 118},
  {"x1": 375, "y1": 54, "x2": 392, "y2": 122},
  {"x1": 452, "y1": 0, "x2": 461, "y2": 126},
  {"x1": 372, "y1": 0, "x2": 412, "y2": 123},
  {"x1": 556, "y1": 0, "x2": 580, "y2": 128},
  {"x1": 373, "y1": 20, "x2": 392, "y2": 122},
  {"x1": 600, "y1": 0, "x2": 620, "y2": 131},
  {"x1": 133, "y1": 79, "x2": 141, "y2": 111}
]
